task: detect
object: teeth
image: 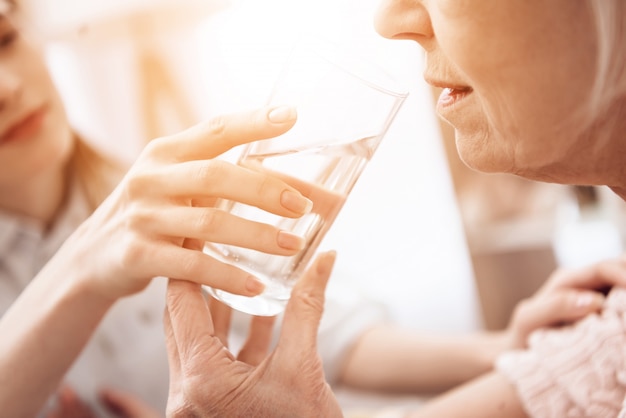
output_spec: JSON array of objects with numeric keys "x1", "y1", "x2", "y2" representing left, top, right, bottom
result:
[{"x1": 445, "y1": 86, "x2": 471, "y2": 94}]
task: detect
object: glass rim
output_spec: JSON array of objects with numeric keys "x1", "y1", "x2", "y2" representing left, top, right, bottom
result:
[{"x1": 285, "y1": 33, "x2": 410, "y2": 100}]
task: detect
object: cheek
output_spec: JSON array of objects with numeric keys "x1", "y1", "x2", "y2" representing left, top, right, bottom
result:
[
  {"x1": 458, "y1": 93, "x2": 594, "y2": 181},
  {"x1": 42, "y1": 71, "x2": 74, "y2": 152},
  {"x1": 433, "y1": 5, "x2": 598, "y2": 177},
  {"x1": 437, "y1": 3, "x2": 596, "y2": 131},
  {"x1": 454, "y1": 48, "x2": 596, "y2": 173},
  {"x1": 27, "y1": 111, "x2": 73, "y2": 172},
  {"x1": 449, "y1": 86, "x2": 580, "y2": 176},
  {"x1": 45, "y1": 99, "x2": 74, "y2": 164},
  {"x1": 475, "y1": 71, "x2": 595, "y2": 171}
]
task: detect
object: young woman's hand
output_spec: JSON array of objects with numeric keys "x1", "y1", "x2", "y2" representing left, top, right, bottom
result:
[
  {"x1": 163, "y1": 250, "x2": 342, "y2": 418},
  {"x1": 0, "y1": 107, "x2": 312, "y2": 418},
  {"x1": 505, "y1": 256, "x2": 626, "y2": 349},
  {"x1": 61, "y1": 106, "x2": 312, "y2": 300}
]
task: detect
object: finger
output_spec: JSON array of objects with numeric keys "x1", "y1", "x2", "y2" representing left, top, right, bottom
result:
[
  {"x1": 208, "y1": 296, "x2": 232, "y2": 348},
  {"x1": 134, "y1": 205, "x2": 306, "y2": 255},
  {"x1": 138, "y1": 243, "x2": 266, "y2": 296},
  {"x1": 130, "y1": 159, "x2": 313, "y2": 218},
  {"x1": 156, "y1": 106, "x2": 297, "y2": 161},
  {"x1": 514, "y1": 290, "x2": 605, "y2": 337},
  {"x1": 237, "y1": 315, "x2": 277, "y2": 366},
  {"x1": 163, "y1": 305, "x2": 182, "y2": 394},
  {"x1": 99, "y1": 387, "x2": 162, "y2": 418},
  {"x1": 543, "y1": 258, "x2": 626, "y2": 293},
  {"x1": 279, "y1": 251, "x2": 336, "y2": 352},
  {"x1": 163, "y1": 238, "x2": 218, "y2": 385},
  {"x1": 166, "y1": 278, "x2": 233, "y2": 366}
]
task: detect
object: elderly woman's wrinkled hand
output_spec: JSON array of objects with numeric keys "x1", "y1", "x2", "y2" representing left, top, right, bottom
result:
[
  {"x1": 506, "y1": 256, "x2": 626, "y2": 349},
  {"x1": 163, "y1": 249, "x2": 343, "y2": 418}
]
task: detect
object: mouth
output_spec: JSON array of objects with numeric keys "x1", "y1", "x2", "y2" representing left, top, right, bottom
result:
[
  {"x1": 0, "y1": 106, "x2": 47, "y2": 145},
  {"x1": 437, "y1": 86, "x2": 473, "y2": 107},
  {"x1": 423, "y1": 76, "x2": 473, "y2": 108}
]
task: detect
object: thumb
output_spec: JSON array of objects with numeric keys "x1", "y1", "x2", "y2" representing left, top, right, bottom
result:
[{"x1": 279, "y1": 251, "x2": 336, "y2": 352}]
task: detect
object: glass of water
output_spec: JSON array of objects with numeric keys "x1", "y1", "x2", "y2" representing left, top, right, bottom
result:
[{"x1": 204, "y1": 35, "x2": 408, "y2": 316}]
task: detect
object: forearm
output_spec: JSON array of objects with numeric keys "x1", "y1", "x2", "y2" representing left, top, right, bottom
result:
[
  {"x1": 338, "y1": 325, "x2": 509, "y2": 394},
  {"x1": 405, "y1": 371, "x2": 527, "y2": 418},
  {"x1": 0, "y1": 255, "x2": 114, "y2": 418}
]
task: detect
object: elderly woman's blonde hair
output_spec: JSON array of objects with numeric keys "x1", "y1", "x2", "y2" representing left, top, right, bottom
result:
[
  {"x1": 571, "y1": 0, "x2": 626, "y2": 165},
  {"x1": 589, "y1": 0, "x2": 626, "y2": 112}
]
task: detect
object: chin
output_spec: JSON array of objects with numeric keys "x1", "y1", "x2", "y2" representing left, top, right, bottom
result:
[
  {"x1": 460, "y1": 155, "x2": 506, "y2": 175},
  {"x1": 454, "y1": 135, "x2": 510, "y2": 175},
  {"x1": 44, "y1": 122, "x2": 75, "y2": 165}
]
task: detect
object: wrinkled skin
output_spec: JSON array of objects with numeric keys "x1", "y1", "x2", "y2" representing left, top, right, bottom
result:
[{"x1": 164, "y1": 248, "x2": 343, "y2": 418}]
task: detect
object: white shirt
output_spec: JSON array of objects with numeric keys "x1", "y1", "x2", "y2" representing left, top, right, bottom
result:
[{"x1": 0, "y1": 183, "x2": 169, "y2": 417}]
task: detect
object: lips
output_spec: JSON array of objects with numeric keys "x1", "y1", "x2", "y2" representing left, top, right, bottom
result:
[
  {"x1": 0, "y1": 106, "x2": 47, "y2": 144},
  {"x1": 437, "y1": 86, "x2": 473, "y2": 107},
  {"x1": 423, "y1": 74, "x2": 473, "y2": 108}
]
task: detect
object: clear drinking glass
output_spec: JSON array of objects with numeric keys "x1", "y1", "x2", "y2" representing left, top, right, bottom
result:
[{"x1": 204, "y1": 36, "x2": 408, "y2": 316}]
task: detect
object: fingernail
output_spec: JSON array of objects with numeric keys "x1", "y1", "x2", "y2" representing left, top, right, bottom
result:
[
  {"x1": 268, "y1": 106, "x2": 296, "y2": 123},
  {"x1": 277, "y1": 230, "x2": 305, "y2": 250},
  {"x1": 576, "y1": 293, "x2": 603, "y2": 308},
  {"x1": 246, "y1": 276, "x2": 265, "y2": 295},
  {"x1": 281, "y1": 190, "x2": 313, "y2": 214},
  {"x1": 317, "y1": 251, "x2": 337, "y2": 275}
]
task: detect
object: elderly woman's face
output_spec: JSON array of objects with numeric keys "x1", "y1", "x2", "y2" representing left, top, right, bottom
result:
[{"x1": 375, "y1": 0, "x2": 600, "y2": 182}]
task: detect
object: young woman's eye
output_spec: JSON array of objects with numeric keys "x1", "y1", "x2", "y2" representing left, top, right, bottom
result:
[{"x1": 0, "y1": 29, "x2": 17, "y2": 48}]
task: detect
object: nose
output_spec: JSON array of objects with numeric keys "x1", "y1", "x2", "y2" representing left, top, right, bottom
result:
[
  {"x1": 374, "y1": 0, "x2": 435, "y2": 50},
  {"x1": 0, "y1": 65, "x2": 21, "y2": 111}
]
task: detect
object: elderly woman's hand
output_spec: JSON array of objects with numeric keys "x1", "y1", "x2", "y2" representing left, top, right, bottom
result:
[
  {"x1": 505, "y1": 256, "x2": 626, "y2": 349},
  {"x1": 163, "y1": 250, "x2": 343, "y2": 418}
]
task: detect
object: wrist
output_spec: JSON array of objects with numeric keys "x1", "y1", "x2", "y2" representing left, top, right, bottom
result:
[
  {"x1": 483, "y1": 330, "x2": 514, "y2": 366},
  {"x1": 0, "y1": 247, "x2": 115, "y2": 418}
]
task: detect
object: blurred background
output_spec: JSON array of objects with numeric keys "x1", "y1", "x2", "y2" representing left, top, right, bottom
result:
[{"x1": 23, "y1": 0, "x2": 626, "y2": 413}]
